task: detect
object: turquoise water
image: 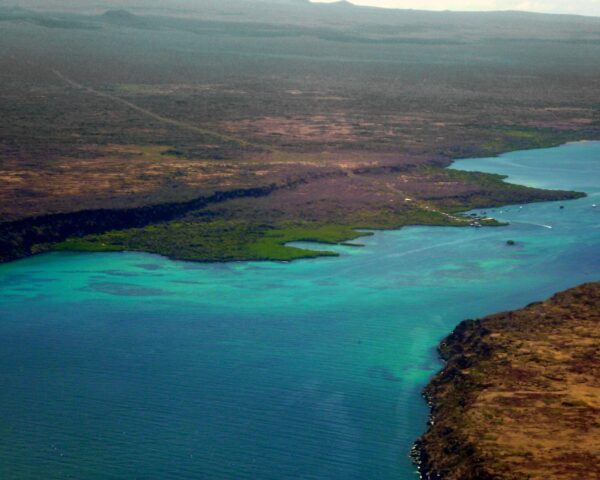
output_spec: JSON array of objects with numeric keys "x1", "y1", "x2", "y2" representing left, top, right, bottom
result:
[{"x1": 1, "y1": 142, "x2": 599, "y2": 479}]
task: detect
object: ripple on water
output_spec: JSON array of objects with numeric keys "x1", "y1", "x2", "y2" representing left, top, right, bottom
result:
[{"x1": 0, "y1": 142, "x2": 599, "y2": 479}]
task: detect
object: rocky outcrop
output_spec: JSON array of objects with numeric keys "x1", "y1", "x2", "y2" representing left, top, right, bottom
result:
[{"x1": 413, "y1": 282, "x2": 600, "y2": 480}]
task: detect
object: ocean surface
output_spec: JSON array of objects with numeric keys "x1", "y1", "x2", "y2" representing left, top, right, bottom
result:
[{"x1": 1, "y1": 142, "x2": 599, "y2": 479}]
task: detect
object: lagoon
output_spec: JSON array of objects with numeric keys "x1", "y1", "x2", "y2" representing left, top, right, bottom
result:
[{"x1": 0, "y1": 142, "x2": 599, "y2": 479}]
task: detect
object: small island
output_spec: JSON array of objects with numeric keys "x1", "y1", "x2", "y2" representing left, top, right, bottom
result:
[{"x1": 413, "y1": 282, "x2": 600, "y2": 479}]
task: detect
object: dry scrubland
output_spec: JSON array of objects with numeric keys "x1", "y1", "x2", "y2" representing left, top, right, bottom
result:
[
  {"x1": 414, "y1": 282, "x2": 600, "y2": 480},
  {"x1": 2, "y1": 3, "x2": 600, "y2": 478},
  {"x1": 1, "y1": 1, "x2": 600, "y2": 262}
]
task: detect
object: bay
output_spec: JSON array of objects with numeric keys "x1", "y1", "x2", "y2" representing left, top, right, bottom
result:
[{"x1": 1, "y1": 142, "x2": 599, "y2": 479}]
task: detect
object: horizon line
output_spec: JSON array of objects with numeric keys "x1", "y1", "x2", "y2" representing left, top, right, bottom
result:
[{"x1": 307, "y1": 0, "x2": 600, "y2": 18}]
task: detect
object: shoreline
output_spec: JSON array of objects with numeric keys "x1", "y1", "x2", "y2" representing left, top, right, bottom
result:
[
  {"x1": 410, "y1": 140, "x2": 600, "y2": 479},
  {"x1": 1, "y1": 139, "x2": 598, "y2": 479},
  {"x1": 412, "y1": 282, "x2": 600, "y2": 479},
  {"x1": 0, "y1": 140, "x2": 590, "y2": 266}
]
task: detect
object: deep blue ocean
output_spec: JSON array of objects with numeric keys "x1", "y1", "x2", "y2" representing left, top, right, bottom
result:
[{"x1": 1, "y1": 142, "x2": 599, "y2": 479}]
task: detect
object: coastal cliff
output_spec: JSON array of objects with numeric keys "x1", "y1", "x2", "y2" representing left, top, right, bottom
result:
[{"x1": 413, "y1": 282, "x2": 600, "y2": 480}]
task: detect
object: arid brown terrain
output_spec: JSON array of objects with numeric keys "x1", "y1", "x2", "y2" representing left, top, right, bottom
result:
[
  {"x1": 1, "y1": 1, "x2": 600, "y2": 262},
  {"x1": 414, "y1": 282, "x2": 600, "y2": 480},
  {"x1": 1, "y1": 3, "x2": 600, "y2": 478}
]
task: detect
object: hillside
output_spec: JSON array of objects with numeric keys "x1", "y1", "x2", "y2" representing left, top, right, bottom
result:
[
  {"x1": 414, "y1": 282, "x2": 600, "y2": 480},
  {"x1": 1, "y1": 2, "x2": 599, "y2": 262}
]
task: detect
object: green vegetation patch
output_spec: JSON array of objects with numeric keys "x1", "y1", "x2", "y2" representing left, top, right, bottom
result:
[
  {"x1": 37, "y1": 164, "x2": 583, "y2": 264},
  {"x1": 347, "y1": 206, "x2": 470, "y2": 229},
  {"x1": 442, "y1": 127, "x2": 596, "y2": 160},
  {"x1": 53, "y1": 221, "x2": 366, "y2": 262},
  {"x1": 51, "y1": 203, "x2": 499, "y2": 263},
  {"x1": 424, "y1": 166, "x2": 585, "y2": 212},
  {"x1": 480, "y1": 127, "x2": 572, "y2": 156}
]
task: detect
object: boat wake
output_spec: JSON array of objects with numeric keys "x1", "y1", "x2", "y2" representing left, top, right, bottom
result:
[
  {"x1": 389, "y1": 234, "x2": 498, "y2": 258},
  {"x1": 509, "y1": 221, "x2": 553, "y2": 229}
]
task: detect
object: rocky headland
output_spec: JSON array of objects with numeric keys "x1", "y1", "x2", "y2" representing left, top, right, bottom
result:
[{"x1": 414, "y1": 282, "x2": 600, "y2": 480}]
